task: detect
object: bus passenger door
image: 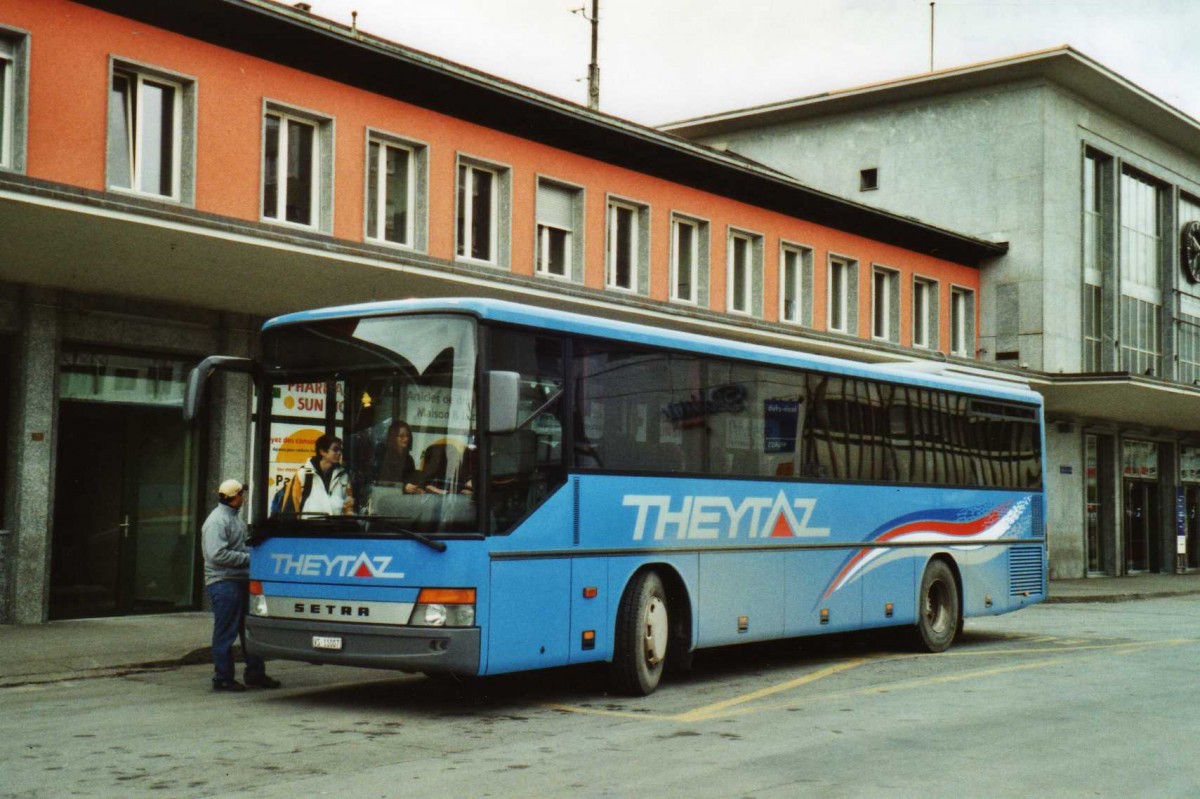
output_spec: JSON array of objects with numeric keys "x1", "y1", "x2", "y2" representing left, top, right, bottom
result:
[{"x1": 486, "y1": 559, "x2": 570, "y2": 675}]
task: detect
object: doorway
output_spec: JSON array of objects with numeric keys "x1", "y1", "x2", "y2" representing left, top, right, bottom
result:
[
  {"x1": 1123, "y1": 480, "x2": 1160, "y2": 574},
  {"x1": 1186, "y1": 486, "x2": 1200, "y2": 571},
  {"x1": 50, "y1": 401, "x2": 200, "y2": 619}
]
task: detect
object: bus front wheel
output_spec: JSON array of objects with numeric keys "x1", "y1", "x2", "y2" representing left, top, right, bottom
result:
[
  {"x1": 611, "y1": 570, "x2": 669, "y2": 696},
  {"x1": 912, "y1": 559, "x2": 959, "y2": 653}
]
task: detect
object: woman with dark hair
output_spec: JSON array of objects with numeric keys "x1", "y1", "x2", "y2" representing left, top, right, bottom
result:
[{"x1": 376, "y1": 420, "x2": 418, "y2": 490}]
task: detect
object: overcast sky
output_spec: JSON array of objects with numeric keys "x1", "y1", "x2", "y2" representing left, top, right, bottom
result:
[{"x1": 304, "y1": 0, "x2": 1200, "y2": 126}]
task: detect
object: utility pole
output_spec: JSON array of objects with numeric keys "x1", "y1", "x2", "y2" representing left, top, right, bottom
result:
[
  {"x1": 587, "y1": 0, "x2": 600, "y2": 110},
  {"x1": 929, "y1": 2, "x2": 935, "y2": 71},
  {"x1": 574, "y1": 0, "x2": 600, "y2": 110}
]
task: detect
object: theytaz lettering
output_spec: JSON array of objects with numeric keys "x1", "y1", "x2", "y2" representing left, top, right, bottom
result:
[
  {"x1": 623, "y1": 492, "x2": 829, "y2": 541},
  {"x1": 269, "y1": 553, "x2": 405, "y2": 579}
]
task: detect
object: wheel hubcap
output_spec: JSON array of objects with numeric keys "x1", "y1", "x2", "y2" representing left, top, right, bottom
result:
[
  {"x1": 925, "y1": 580, "x2": 949, "y2": 634},
  {"x1": 643, "y1": 596, "x2": 668, "y2": 665}
]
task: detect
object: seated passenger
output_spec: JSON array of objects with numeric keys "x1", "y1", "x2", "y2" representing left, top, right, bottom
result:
[
  {"x1": 278, "y1": 434, "x2": 354, "y2": 516},
  {"x1": 408, "y1": 441, "x2": 475, "y2": 495},
  {"x1": 375, "y1": 420, "x2": 418, "y2": 489}
]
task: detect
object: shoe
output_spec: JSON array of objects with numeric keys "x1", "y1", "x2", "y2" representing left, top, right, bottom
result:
[
  {"x1": 212, "y1": 680, "x2": 246, "y2": 692},
  {"x1": 244, "y1": 674, "x2": 281, "y2": 689}
]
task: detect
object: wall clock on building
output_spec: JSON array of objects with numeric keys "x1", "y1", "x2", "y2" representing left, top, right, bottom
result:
[{"x1": 1184, "y1": 220, "x2": 1200, "y2": 284}]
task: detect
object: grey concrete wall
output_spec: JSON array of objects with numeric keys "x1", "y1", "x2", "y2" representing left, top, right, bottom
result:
[{"x1": 706, "y1": 81, "x2": 1050, "y2": 368}]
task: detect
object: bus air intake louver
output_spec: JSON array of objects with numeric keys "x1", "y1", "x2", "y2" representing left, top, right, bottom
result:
[{"x1": 1009, "y1": 545, "x2": 1045, "y2": 598}]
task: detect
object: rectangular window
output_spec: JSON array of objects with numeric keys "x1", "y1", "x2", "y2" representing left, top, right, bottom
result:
[
  {"x1": 607, "y1": 199, "x2": 644, "y2": 291},
  {"x1": 107, "y1": 68, "x2": 182, "y2": 198},
  {"x1": 913, "y1": 277, "x2": 937, "y2": 349},
  {"x1": 950, "y1": 286, "x2": 975, "y2": 357},
  {"x1": 457, "y1": 162, "x2": 498, "y2": 263},
  {"x1": 872, "y1": 267, "x2": 899, "y2": 341},
  {"x1": 727, "y1": 232, "x2": 756, "y2": 314},
  {"x1": 828, "y1": 258, "x2": 855, "y2": 333},
  {"x1": 1083, "y1": 152, "x2": 1104, "y2": 285},
  {"x1": 366, "y1": 138, "x2": 414, "y2": 246},
  {"x1": 672, "y1": 217, "x2": 699, "y2": 302},
  {"x1": 780, "y1": 245, "x2": 810, "y2": 325},
  {"x1": 536, "y1": 179, "x2": 579, "y2": 279},
  {"x1": 263, "y1": 110, "x2": 317, "y2": 226},
  {"x1": 1178, "y1": 199, "x2": 1200, "y2": 383},
  {"x1": 0, "y1": 37, "x2": 13, "y2": 169},
  {"x1": 1119, "y1": 169, "x2": 1162, "y2": 374}
]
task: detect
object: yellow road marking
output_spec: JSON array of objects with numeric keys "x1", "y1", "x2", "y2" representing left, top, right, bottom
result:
[
  {"x1": 545, "y1": 638, "x2": 1197, "y2": 723},
  {"x1": 672, "y1": 658, "x2": 870, "y2": 723}
]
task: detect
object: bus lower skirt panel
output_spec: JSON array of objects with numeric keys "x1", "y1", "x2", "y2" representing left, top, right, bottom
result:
[{"x1": 246, "y1": 617, "x2": 481, "y2": 676}]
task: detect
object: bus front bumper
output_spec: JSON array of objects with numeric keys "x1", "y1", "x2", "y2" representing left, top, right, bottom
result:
[{"x1": 246, "y1": 616, "x2": 480, "y2": 675}]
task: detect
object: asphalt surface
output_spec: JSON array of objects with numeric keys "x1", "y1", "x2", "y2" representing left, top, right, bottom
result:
[{"x1": 1, "y1": 573, "x2": 1198, "y2": 687}]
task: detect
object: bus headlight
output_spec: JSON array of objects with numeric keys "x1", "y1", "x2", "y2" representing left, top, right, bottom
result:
[
  {"x1": 250, "y1": 594, "x2": 269, "y2": 617},
  {"x1": 410, "y1": 588, "x2": 476, "y2": 627}
]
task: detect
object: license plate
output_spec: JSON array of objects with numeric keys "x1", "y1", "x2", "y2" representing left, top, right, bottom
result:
[{"x1": 312, "y1": 636, "x2": 343, "y2": 651}]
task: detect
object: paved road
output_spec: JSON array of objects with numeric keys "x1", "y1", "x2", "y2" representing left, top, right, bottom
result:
[{"x1": 4, "y1": 599, "x2": 1199, "y2": 798}]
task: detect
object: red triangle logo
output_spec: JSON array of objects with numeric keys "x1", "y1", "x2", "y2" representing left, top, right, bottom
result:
[
  {"x1": 769, "y1": 513, "x2": 794, "y2": 538},
  {"x1": 353, "y1": 562, "x2": 374, "y2": 578}
]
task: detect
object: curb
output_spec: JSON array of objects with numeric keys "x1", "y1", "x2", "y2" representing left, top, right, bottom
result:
[
  {"x1": 0, "y1": 646, "x2": 226, "y2": 689},
  {"x1": 1044, "y1": 590, "x2": 1200, "y2": 605}
]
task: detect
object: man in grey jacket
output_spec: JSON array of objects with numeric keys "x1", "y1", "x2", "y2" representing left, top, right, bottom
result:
[{"x1": 203, "y1": 478, "x2": 280, "y2": 692}]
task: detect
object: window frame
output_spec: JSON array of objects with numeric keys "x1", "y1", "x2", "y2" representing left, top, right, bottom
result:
[
  {"x1": 912, "y1": 276, "x2": 938, "y2": 350},
  {"x1": 534, "y1": 175, "x2": 584, "y2": 282},
  {"x1": 105, "y1": 58, "x2": 195, "y2": 203},
  {"x1": 871, "y1": 265, "x2": 900, "y2": 342},
  {"x1": 606, "y1": 195, "x2": 649, "y2": 293},
  {"x1": 670, "y1": 214, "x2": 702, "y2": 304},
  {"x1": 779, "y1": 242, "x2": 812, "y2": 326},
  {"x1": 726, "y1": 228, "x2": 760, "y2": 316},
  {"x1": 261, "y1": 100, "x2": 334, "y2": 232},
  {"x1": 364, "y1": 129, "x2": 427, "y2": 251},
  {"x1": 0, "y1": 28, "x2": 28, "y2": 173},
  {"x1": 827, "y1": 255, "x2": 857, "y2": 334},
  {"x1": 950, "y1": 285, "x2": 976, "y2": 357},
  {"x1": 455, "y1": 154, "x2": 511, "y2": 269}
]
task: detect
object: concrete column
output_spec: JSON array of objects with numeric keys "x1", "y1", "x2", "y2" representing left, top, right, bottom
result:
[
  {"x1": 205, "y1": 313, "x2": 256, "y2": 504},
  {"x1": 7, "y1": 289, "x2": 60, "y2": 624}
]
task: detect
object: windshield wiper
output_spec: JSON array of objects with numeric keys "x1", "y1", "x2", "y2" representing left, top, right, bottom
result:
[
  {"x1": 252, "y1": 513, "x2": 448, "y2": 552},
  {"x1": 340, "y1": 515, "x2": 448, "y2": 552}
]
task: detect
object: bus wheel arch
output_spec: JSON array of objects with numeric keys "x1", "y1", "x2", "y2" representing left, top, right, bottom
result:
[
  {"x1": 911, "y1": 555, "x2": 961, "y2": 653},
  {"x1": 610, "y1": 565, "x2": 691, "y2": 695}
]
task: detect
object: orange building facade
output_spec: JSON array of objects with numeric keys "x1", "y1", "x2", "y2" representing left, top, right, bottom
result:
[{"x1": 0, "y1": 0, "x2": 1001, "y2": 623}]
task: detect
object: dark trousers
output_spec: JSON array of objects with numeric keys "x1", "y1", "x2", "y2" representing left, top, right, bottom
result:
[{"x1": 208, "y1": 579, "x2": 266, "y2": 684}]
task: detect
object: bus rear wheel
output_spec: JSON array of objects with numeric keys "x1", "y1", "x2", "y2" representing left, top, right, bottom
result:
[
  {"x1": 912, "y1": 559, "x2": 959, "y2": 653},
  {"x1": 610, "y1": 570, "x2": 669, "y2": 696}
]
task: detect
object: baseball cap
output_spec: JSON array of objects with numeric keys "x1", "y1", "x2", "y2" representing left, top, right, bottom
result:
[{"x1": 218, "y1": 479, "x2": 245, "y2": 498}]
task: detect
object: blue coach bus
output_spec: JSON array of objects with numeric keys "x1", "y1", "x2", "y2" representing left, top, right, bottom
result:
[{"x1": 187, "y1": 297, "x2": 1046, "y2": 695}]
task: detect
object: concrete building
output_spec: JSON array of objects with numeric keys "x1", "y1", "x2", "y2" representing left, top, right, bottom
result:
[
  {"x1": 666, "y1": 46, "x2": 1200, "y2": 579},
  {"x1": 0, "y1": 0, "x2": 1002, "y2": 623}
]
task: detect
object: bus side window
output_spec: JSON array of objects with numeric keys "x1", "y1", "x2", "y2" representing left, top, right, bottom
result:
[{"x1": 489, "y1": 329, "x2": 566, "y2": 532}]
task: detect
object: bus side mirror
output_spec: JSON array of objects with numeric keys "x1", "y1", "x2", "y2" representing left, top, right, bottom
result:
[
  {"x1": 184, "y1": 355, "x2": 257, "y2": 421},
  {"x1": 488, "y1": 371, "x2": 521, "y2": 434}
]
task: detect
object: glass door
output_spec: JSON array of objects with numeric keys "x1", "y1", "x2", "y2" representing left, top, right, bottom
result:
[
  {"x1": 50, "y1": 350, "x2": 198, "y2": 619},
  {"x1": 50, "y1": 401, "x2": 199, "y2": 619},
  {"x1": 1123, "y1": 480, "x2": 1158, "y2": 574}
]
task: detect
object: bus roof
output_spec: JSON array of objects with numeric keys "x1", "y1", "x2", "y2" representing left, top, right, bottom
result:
[{"x1": 264, "y1": 297, "x2": 1041, "y2": 406}]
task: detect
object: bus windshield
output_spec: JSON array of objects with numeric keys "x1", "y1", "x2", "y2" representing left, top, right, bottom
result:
[{"x1": 259, "y1": 314, "x2": 478, "y2": 536}]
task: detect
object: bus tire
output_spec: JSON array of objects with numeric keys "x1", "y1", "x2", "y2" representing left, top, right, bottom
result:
[
  {"x1": 912, "y1": 559, "x2": 959, "y2": 653},
  {"x1": 610, "y1": 570, "x2": 669, "y2": 696}
]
